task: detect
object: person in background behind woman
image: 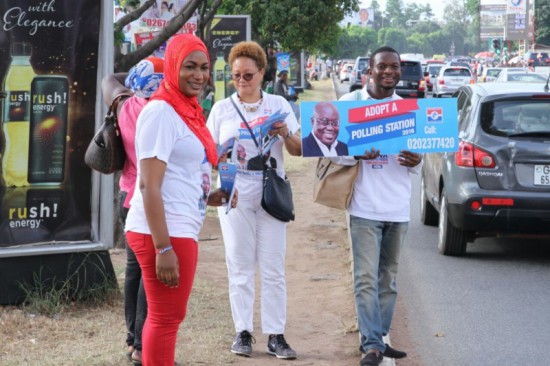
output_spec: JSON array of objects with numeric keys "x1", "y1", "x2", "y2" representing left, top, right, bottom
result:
[
  {"x1": 207, "y1": 41, "x2": 302, "y2": 360},
  {"x1": 125, "y1": 34, "x2": 236, "y2": 366},
  {"x1": 273, "y1": 70, "x2": 300, "y2": 120},
  {"x1": 101, "y1": 56, "x2": 164, "y2": 365}
]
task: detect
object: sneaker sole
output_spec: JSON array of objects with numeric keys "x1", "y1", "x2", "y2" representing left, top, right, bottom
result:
[
  {"x1": 231, "y1": 350, "x2": 251, "y2": 357},
  {"x1": 266, "y1": 349, "x2": 297, "y2": 360}
]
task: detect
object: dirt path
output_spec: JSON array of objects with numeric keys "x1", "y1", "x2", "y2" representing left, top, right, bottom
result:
[{"x1": 196, "y1": 156, "x2": 360, "y2": 365}]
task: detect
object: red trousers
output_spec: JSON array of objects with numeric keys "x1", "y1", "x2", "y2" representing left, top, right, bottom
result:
[{"x1": 126, "y1": 232, "x2": 198, "y2": 366}]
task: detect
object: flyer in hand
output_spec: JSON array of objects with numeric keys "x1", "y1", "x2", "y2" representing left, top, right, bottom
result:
[
  {"x1": 217, "y1": 136, "x2": 239, "y2": 160},
  {"x1": 218, "y1": 162, "x2": 237, "y2": 214},
  {"x1": 258, "y1": 109, "x2": 289, "y2": 155}
]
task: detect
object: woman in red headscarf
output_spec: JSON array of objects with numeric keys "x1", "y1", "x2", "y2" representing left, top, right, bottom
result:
[{"x1": 125, "y1": 34, "x2": 236, "y2": 366}]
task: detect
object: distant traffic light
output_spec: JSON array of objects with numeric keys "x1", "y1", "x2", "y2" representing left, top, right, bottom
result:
[{"x1": 492, "y1": 38, "x2": 501, "y2": 53}]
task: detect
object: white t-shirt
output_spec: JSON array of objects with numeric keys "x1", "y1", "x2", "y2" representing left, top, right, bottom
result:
[
  {"x1": 125, "y1": 100, "x2": 212, "y2": 241},
  {"x1": 339, "y1": 87, "x2": 421, "y2": 222},
  {"x1": 207, "y1": 93, "x2": 300, "y2": 200}
]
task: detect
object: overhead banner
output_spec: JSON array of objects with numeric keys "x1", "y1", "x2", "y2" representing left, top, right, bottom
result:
[{"x1": 0, "y1": 0, "x2": 101, "y2": 247}]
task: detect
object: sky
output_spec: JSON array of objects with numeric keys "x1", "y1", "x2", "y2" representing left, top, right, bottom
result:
[{"x1": 363, "y1": 0, "x2": 446, "y2": 21}]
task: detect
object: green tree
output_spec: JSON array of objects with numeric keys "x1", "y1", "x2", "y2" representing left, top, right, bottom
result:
[
  {"x1": 535, "y1": 0, "x2": 550, "y2": 44},
  {"x1": 335, "y1": 25, "x2": 378, "y2": 58},
  {"x1": 219, "y1": 0, "x2": 358, "y2": 52},
  {"x1": 385, "y1": 0, "x2": 405, "y2": 28},
  {"x1": 379, "y1": 28, "x2": 408, "y2": 51},
  {"x1": 442, "y1": 0, "x2": 470, "y2": 55}
]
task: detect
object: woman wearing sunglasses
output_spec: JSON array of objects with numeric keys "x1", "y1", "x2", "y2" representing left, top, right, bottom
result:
[{"x1": 207, "y1": 41, "x2": 302, "y2": 360}]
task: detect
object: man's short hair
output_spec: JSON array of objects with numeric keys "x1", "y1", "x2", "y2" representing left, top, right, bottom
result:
[{"x1": 369, "y1": 46, "x2": 400, "y2": 68}]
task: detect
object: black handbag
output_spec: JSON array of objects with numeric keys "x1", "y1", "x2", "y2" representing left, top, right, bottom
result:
[
  {"x1": 261, "y1": 162, "x2": 295, "y2": 222},
  {"x1": 85, "y1": 94, "x2": 130, "y2": 174},
  {"x1": 230, "y1": 96, "x2": 294, "y2": 222}
]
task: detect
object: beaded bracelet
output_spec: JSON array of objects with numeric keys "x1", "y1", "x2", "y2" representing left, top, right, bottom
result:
[{"x1": 155, "y1": 245, "x2": 173, "y2": 255}]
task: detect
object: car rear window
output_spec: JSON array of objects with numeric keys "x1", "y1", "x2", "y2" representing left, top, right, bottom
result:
[
  {"x1": 508, "y1": 73, "x2": 547, "y2": 82},
  {"x1": 443, "y1": 68, "x2": 471, "y2": 77},
  {"x1": 481, "y1": 100, "x2": 550, "y2": 136},
  {"x1": 401, "y1": 62, "x2": 422, "y2": 77},
  {"x1": 357, "y1": 59, "x2": 368, "y2": 71},
  {"x1": 428, "y1": 65, "x2": 442, "y2": 75}
]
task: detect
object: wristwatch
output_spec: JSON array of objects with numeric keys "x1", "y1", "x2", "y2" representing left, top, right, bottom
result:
[{"x1": 284, "y1": 130, "x2": 293, "y2": 140}]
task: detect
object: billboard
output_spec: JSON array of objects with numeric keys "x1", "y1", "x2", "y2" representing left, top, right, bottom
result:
[
  {"x1": 480, "y1": 0, "x2": 532, "y2": 41},
  {"x1": 0, "y1": 0, "x2": 102, "y2": 249},
  {"x1": 206, "y1": 15, "x2": 251, "y2": 103}
]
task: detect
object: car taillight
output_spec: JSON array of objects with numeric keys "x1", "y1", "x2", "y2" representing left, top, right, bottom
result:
[
  {"x1": 438, "y1": 79, "x2": 445, "y2": 85},
  {"x1": 455, "y1": 141, "x2": 496, "y2": 168},
  {"x1": 469, "y1": 78, "x2": 475, "y2": 84}
]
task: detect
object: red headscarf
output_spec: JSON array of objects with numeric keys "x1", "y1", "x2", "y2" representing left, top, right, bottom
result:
[{"x1": 151, "y1": 34, "x2": 217, "y2": 165}]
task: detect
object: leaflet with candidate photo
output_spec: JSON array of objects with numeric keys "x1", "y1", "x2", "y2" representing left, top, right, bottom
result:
[
  {"x1": 218, "y1": 162, "x2": 237, "y2": 214},
  {"x1": 217, "y1": 136, "x2": 239, "y2": 160}
]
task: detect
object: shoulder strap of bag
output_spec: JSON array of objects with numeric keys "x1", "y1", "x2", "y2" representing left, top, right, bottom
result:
[
  {"x1": 109, "y1": 93, "x2": 133, "y2": 119},
  {"x1": 230, "y1": 95, "x2": 260, "y2": 149},
  {"x1": 355, "y1": 90, "x2": 362, "y2": 100}
]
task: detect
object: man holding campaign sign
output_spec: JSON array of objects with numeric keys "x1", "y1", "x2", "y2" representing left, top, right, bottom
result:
[{"x1": 328, "y1": 46, "x2": 434, "y2": 366}]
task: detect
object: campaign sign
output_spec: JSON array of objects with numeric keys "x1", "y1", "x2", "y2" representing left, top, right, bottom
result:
[{"x1": 300, "y1": 98, "x2": 459, "y2": 156}]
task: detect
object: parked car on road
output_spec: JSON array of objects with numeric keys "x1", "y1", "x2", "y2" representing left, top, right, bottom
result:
[
  {"x1": 395, "y1": 59, "x2": 426, "y2": 98},
  {"x1": 421, "y1": 82, "x2": 550, "y2": 256},
  {"x1": 339, "y1": 63, "x2": 353, "y2": 83},
  {"x1": 349, "y1": 56, "x2": 369, "y2": 92},
  {"x1": 494, "y1": 69, "x2": 548, "y2": 83},
  {"x1": 424, "y1": 64, "x2": 444, "y2": 92},
  {"x1": 432, "y1": 66, "x2": 474, "y2": 98},
  {"x1": 478, "y1": 67, "x2": 502, "y2": 83},
  {"x1": 525, "y1": 51, "x2": 550, "y2": 67}
]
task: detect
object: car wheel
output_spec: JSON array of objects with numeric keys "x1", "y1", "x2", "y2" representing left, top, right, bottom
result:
[
  {"x1": 438, "y1": 190, "x2": 467, "y2": 256},
  {"x1": 420, "y1": 176, "x2": 438, "y2": 226}
]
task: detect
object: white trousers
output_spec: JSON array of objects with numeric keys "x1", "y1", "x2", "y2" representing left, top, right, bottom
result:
[{"x1": 218, "y1": 195, "x2": 287, "y2": 334}]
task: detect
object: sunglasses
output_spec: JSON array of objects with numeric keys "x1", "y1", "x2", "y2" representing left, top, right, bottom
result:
[{"x1": 230, "y1": 72, "x2": 257, "y2": 81}]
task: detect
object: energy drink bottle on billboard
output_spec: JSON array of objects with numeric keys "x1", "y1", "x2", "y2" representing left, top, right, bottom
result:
[
  {"x1": 2, "y1": 42, "x2": 36, "y2": 187},
  {"x1": 28, "y1": 76, "x2": 69, "y2": 185},
  {"x1": 214, "y1": 52, "x2": 226, "y2": 102}
]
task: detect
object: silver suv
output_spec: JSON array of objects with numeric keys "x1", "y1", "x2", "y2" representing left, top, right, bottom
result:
[
  {"x1": 432, "y1": 66, "x2": 473, "y2": 98},
  {"x1": 348, "y1": 56, "x2": 369, "y2": 92},
  {"x1": 421, "y1": 82, "x2": 550, "y2": 256}
]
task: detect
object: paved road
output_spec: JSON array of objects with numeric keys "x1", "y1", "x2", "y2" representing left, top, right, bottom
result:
[
  {"x1": 333, "y1": 77, "x2": 550, "y2": 366},
  {"x1": 401, "y1": 175, "x2": 550, "y2": 366}
]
